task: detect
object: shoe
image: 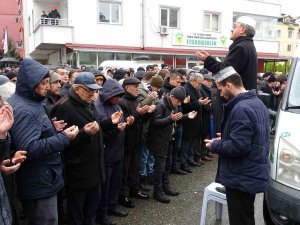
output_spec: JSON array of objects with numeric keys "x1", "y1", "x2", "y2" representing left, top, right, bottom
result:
[
  {"x1": 108, "y1": 207, "x2": 128, "y2": 217},
  {"x1": 206, "y1": 152, "x2": 214, "y2": 158},
  {"x1": 216, "y1": 186, "x2": 226, "y2": 194},
  {"x1": 130, "y1": 190, "x2": 150, "y2": 200},
  {"x1": 181, "y1": 167, "x2": 192, "y2": 173},
  {"x1": 118, "y1": 196, "x2": 135, "y2": 208},
  {"x1": 96, "y1": 215, "x2": 116, "y2": 225},
  {"x1": 140, "y1": 182, "x2": 151, "y2": 191},
  {"x1": 196, "y1": 159, "x2": 205, "y2": 165},
  {"x1": 139, "y1": 176, "x2": 151, "y2": 191},
  {"x1": 188, "y1": 161, "x2": 201, "y2": 167},
  {"x1": 201, "y1": 156, "x2": 212, "y2": 161},
  {"x1": 170, "y1": 168, "x2": 187, "y2": 175},
  {"x1": 163, "y1": 187, "x2": 179, "y2": 196},
  {"x1": 153, "y1": 191, "x2": 171, "y2": 204}
]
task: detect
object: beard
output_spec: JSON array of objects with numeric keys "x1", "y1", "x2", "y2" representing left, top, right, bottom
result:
[{"x1": 223, "y1": 89, "x2": 235, "y2": 101}]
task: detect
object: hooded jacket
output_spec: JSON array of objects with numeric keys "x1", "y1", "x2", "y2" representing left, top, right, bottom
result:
[
  {"x1": 95, "y1": 79, "x2": 125, "y2": 163},
  {"x1": 0, "y1": 136, "x2": 12, "y2": 225},
  {"x1": 211, "y1": 90, "x2": 270, "y2": 194},
  {"x1": 8, "y1": 59, "x2": 70, "y2": 200}
]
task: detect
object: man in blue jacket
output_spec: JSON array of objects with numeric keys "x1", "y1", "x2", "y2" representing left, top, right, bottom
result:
[
  {"x1": 205, "y1": 66, "x2": 270, "y2": 225},
  {"x1": 95, "y1": 79, "x2": 127, "y2": 225},
  {"x1": 8, "y1": 59, "x2": 79, "y2": 225}
]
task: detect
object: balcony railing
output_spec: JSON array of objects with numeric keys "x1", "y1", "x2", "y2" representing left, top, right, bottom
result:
[{"x1": 34, "y1": 18, "x2": 72, "y2": 31}]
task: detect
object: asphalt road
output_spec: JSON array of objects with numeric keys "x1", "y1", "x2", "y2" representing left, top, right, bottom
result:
[{"x1": 108, "y1": 156, "x2": 265, "y2": 225}]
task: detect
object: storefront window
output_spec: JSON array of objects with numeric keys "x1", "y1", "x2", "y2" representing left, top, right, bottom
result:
[
  {"x1": 134, "y1": 54, "x2": 161, "y2": 61},
  {"x1": 67, "y1": 52, "x2": 77, "y2": 68},
  {"x1": 98, "y1": 52, "x2": 114, "y2": 65},
  {"x1": 175, "y1": 55, "x2": 186, "y2": 68},
  {"x1": 79, "y1": 52, "x2": 97, "y2": 67},
  {"x1": 161, "y1": 55, "x2": 173, "y2": 68},
  {"x1": 116, "y1": 53, "x2": 131, "y2": 60}
]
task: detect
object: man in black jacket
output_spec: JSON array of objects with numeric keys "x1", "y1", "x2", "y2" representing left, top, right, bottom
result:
[
  {"x1": 118, "y1": 77, "x2": 155, "y2": 208},
  {"x1": 197, "y1": 16, "x2": 257, "y2": 91},
  {"x1": 52, "y1": 72, "x2": 112, "y2": 225},
  {"x1": 181, "y1": 73, "x2": 210, "y2": 173},
  {"x1": 148, "y1": 86, "x2": 196, "y2": 203}
]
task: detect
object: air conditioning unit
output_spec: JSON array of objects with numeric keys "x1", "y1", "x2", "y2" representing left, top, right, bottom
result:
[{"x1": 160, "y1": 26, "x2": 169, "y2": 35}]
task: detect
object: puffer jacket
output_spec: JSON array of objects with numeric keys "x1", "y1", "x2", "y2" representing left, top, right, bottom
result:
[
  {"x1": 211, "y1": 90, "x2": 270, "y2": 194},
  {"x1": 0, "y1": 136, "x2": 12, "y2": 225},
  {"x1": 95, "y1": 79, "x2": 125, "y2": 163},
  {"x1": 8, "y1": 58, "x2": 70, "y2": 200}
]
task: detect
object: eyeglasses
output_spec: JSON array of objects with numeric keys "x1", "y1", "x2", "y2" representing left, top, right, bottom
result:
[{"x1": 79, "y1": 86, "x2": 97, "y2": 93}]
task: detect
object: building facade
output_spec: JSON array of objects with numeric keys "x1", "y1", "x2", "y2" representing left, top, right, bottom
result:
[
  {"x1": 277, "y1": 14, "x2": 300, "y2": 59},
  {"x1": 21, "y1": 0, "x2": 282, "y2": 72},
  {"x1": 0, "y1": 0, "x2": 23, "y2": 57}
]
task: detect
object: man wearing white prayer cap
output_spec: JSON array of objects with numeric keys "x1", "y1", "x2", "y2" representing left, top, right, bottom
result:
[
  {"x1": 197, "y1": 15, "x2": 258, "y2": 91},
  {"x1": 204, "y1": 66, "x2": 270, "y2": 225}
]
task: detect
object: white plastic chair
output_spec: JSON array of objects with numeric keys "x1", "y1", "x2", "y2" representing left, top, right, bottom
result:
[{"x1": 200, "y1": 182, "x2": 227, "y2": 225}]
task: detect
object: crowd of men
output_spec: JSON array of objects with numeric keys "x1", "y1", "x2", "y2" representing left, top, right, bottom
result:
[
  {"x1": 0, "y1": 15, "x2": 287, "y2": 225},
  {"x1": 0, "y1": 59, "x2": 285, "y2": 225},
  {"x1": 0, "y1": 58, "x2": 227, "y2": 225}
]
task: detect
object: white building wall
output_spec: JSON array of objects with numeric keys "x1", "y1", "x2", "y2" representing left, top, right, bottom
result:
[
  {"x1": 69, "y1": 0, "x2": 142, "y2": 47},
  {"x1": 23, "y1": 0, "x2": 282, "y2": 62}
]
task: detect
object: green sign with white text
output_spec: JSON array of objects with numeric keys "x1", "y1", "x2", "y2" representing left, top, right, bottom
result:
[{"x1": 172, "y1": 31, "x2": 229, "y2": 48}]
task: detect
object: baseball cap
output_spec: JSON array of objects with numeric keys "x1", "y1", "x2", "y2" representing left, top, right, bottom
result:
[{"x1": 74, "y1": 72, "x2": 101, "y2": 90}]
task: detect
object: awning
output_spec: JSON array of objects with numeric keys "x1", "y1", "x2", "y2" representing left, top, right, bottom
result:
[{"x1": 65, "y1": 43, "x2": 280, "y2": 59}]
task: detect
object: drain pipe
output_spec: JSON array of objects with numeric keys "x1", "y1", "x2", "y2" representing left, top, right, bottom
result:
[{"x1": 141, "y1": 0, "x2": 146, "y2": 50}]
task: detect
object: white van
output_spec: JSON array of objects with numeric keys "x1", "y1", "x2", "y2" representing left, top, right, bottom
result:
[
  {"x1": 100, "y1": 60, "x2": 163, "y2": 74},
  {"x1": 263, "y1": 47, "x2": 300, "y2": 224}
]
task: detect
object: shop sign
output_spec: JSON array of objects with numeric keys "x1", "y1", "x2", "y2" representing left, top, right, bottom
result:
[{"x1": 172, "y1": 31, "x2": 230, "y2": 48}]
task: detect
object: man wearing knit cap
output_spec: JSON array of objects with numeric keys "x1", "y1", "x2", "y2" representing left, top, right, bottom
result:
[
  {"x1": 44, "y1": 72, "x2": 61, "y2": 116},
  {"x1": 148, "y1": 86, "x2": 197, "y2": 203},
  {"x1": 204, "y1": 66, "x2": 270, "y2": 225},
  {"x1": 197, "y1": 15, "x2": 258, "y2": 91},
  {"x1": 137, "y1": 74, "x2": 163, "y2": 192}
]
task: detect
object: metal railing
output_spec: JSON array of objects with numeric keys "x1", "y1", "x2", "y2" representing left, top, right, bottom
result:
[{"x1": 34, "y1": 18, "x2": 72, "y2": 30}]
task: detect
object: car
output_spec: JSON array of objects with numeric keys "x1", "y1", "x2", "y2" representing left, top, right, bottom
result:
[{"x1": 263, "y1": 46, "x2": 300, "y2": 225}]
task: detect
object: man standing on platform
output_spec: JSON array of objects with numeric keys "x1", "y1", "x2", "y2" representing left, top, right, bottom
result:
[{"x1": 205, "y1": 67, "x2": 270, "y2": 225}]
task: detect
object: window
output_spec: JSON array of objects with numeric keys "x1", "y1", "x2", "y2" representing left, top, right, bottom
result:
[
  {"x1": 160, "y1": 7, "x2": 179, "y2": 28},
  {"x1": 287, "y1": 44, "x2": 292, "y2": 52},
  {"x1": 288, "y1": 30, "x2": 293, "y2": 38},
  {"x1": 115, "y1": 53, "x2": 131, "y2": 60},
  {"x1": 203, "y1": 12, "x2": 220, "y2": 32},
  {"x1": 98, "y1": 52, "x2": 114, "y2": 64},
  {"x1": 277, "y1": 30, "x2": 281, "y2": 38},
  {"x1": 233, "y1": 13, "x2": 277, "y2": 40},
  {"x1": 79, "y1": 52, "x2": 97, "y2": 67},
  {"x1": 98, "y1": 1, "x2": 121, "y2": 24}
]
